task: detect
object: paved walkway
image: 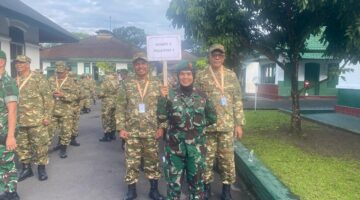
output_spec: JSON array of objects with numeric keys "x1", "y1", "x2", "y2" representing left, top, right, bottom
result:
[
  {"x1": 302, "y1": 113, "x2": 360, "y2": 135},
  {"x1": 17, "y1": 102, "x2": 254, "y2": 200},
  {"x1": 244, "y1": 95, "x2": 360, "y2": 135}
]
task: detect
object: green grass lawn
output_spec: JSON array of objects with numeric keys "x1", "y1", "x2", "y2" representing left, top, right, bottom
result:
[{"x1": 242, "y1": 110, "x2": 360, "y2": 200}]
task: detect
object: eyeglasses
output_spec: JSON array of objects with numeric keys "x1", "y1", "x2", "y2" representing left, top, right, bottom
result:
[{"x1": 211, "y1": 53, "x2": 225, "y2": 58}]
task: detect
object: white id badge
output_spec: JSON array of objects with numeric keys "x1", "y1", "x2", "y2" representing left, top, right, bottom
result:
[
  {"x1": 139, "y1": 103, "x2": 146, "y2": 113},
  {"x1": 221, "y1": 96, "x2": 227, "y2": 106}
]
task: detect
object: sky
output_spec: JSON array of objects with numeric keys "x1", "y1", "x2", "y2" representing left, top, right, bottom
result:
[{"x1": 21, "y1": 0, "x2": 182, "y2": 36}]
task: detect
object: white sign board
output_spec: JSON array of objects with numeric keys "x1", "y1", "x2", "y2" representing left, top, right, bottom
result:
[{"x1": 146, "y1": 35, "x2": 182, "y2": 61}]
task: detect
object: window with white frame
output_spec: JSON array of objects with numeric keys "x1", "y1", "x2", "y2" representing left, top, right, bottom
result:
[{"x1": 261, "y1": 63, "x2": 276, "y2": 84}]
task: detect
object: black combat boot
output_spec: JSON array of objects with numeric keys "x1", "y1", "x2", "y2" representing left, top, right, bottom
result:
[
  {"x1": 204, "y1": 183, "x2": 211, "y2": 200},
  {"x1": 148, "y1": 179, "x2": 164, "y2": 200},
  {"x1": 220, "y1": 184, "x2": 232, "y2": 200},
  {"x1": 38, "y1": 165, "x2": 48, "y2": 181},
  {"x1": 59, "y1": 145, "x2": 68, "y2": 158},
  {"x1": 18, "y1": 163, "x2": 34, "y2": 182},
  {"x1": 70, "y1": 136, "x2": 80, "y2": 146},
  {"x1": 123, "y1": 183, "x2": 137, "y2": 200},
  {"x1": 121, "y1": 139, "x2": 126, "y2": 151},
  {"x1": 52, "y1": 137, "x2": 61, "y2": 151},
  {"x1": 0, "y1": 192, "x2": 20, "y2": 200},
  {"x1": 109, "y1": 131, "x2": 116, "y2": 140},
  {"x1": 99, "y1": 133, "x2": 111, "y2": 142},
  {"x1": 0, "y1": 192, "x2": 5, "y2": 199}
]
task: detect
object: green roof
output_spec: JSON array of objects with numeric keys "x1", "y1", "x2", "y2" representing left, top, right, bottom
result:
[
  {"x1": 305, "y1": 34, "x2": 328, "y2": 51},
  {"x1": 301, "y1": 53, "x2": 332, "y2": 59},
  {"x1": 301, "y1": 34, "x2": 329, "y2": 60}
]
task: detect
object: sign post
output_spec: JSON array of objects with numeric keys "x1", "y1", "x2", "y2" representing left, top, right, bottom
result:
[
  {"x1": 146, "y1": 35, "x2": 181, "y2": 86},
  {"x1": 252, "y1": 77, "x2": 259, "y2": 111},
  {"x1": 163, "y1": 61, "x2": 168, "y2": 86}
]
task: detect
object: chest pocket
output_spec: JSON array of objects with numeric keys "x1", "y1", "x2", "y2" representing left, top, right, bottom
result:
[
  {"x1": 192, "y1": 99, "x2": 206, "y2": 127},
  {"x1": 169, "y1": 99, "x2": 184, "y2": 125}
]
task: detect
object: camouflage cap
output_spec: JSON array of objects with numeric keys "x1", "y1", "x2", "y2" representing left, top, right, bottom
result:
[
  {"x1": 132, "y1": 52, "x2": 148, "y2": 63},
  {"x1": 209, "y1": 43, "x2": 225, "y2": 53},
  {"x1": 176, "y1": 60, "x2": 195, "y2": 75},
  {"x1": 104, "y1": 70, "x2": 113, "y2": 75},
  {"x1": 0, "y1": 50, "x2": 6, "y2": 60},
  {"x1": 55, "y1": 61, "x2": 67, "y2": 72},
  {"x1": 116, "y1": 69, "x2": 129, "y2": 74},
  {"x1": 68, "y1": 72, "x2": 77, "y2": 77},
  {"x1": 34, "y1": 69, "x2": 43, "y2": 73},
  {"x1": 15, "y1": 55, "x2": 31, "y2": 63}
]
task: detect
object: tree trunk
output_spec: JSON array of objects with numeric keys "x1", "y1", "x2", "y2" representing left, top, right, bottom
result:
[{"x1": 289, "y1": 57, "x2": 302, "y2": 134}]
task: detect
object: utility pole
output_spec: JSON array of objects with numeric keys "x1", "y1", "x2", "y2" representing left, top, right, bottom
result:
[{"x1": 109, "y1": 16, "x2": 112, "y2": 31}]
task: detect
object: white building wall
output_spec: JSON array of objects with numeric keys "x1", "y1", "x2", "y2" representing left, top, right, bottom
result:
[
  {"x1": 337, "y1": 61, "x2": 360, "y2": 89},
  {"x1": 0, "y1": 36, "x2": 11, "y2": 72},
  {"x1": 319, "y1": 62, "x2": 328, "y2": 81},
  {"x1": 25, "y1": 43, "x2": 40, "y2": 70},
  {"x1": 298, "y1": 63, "x2": 305, "y2": 81},
  {"x1": 245, "y1": 62, "x2": 260, "y2": 94},
  {"x1": 275, "y1": 64, "x2": 284, "y2": 82},
  {"x1": 116, "y1": 63, "x2": 128, "y2": 70},
  {"x1": 77, "y1": 62, "x2": 84, "y2": 75},
  {"x1": 42, "y1": 62, "x2": 51, "y2": 75}
]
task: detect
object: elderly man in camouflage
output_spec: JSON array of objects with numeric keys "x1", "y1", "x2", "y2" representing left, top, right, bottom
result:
[
  {"x1": 68, "y1": 72, "x2": 82, "y2": 147},
  {"x1": 119, "y1": 69, "x2": 128, "y2": 150},
  {"x1": 14, "y1": 55, "x2": 53, "y2": 182},
  {"x1": 0, "y1": 50, "x2": 20, "y2": 200},
  {"x1": 158, "y1": 62, "x2": 217, "y2": 200},
  {"x1": 116, "y1": 53, "x2": 164, "y2": 200},
  {"x1": 80, "y1": 74, "x2": 94, "y2": 113},
  {"x1": 49, "y1": 62, "x2": 78, "y2": 158},
  {"x1": 98, "y1": 72, "x2": 118, "y2": 142},
  {"x1": 195, "y1": 44, "x2": 245, "y2": 200}
]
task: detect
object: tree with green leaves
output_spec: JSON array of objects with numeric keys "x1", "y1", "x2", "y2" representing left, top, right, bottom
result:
[
  {"x1": 72, "y1": 32, "x2": 91, "y2": 40},
  {"x1": 167, "y1": 0, "x2": 360, "y2": 134},
  {"x1": 112, "y1": 26, "x2": 146, "y2": 49},
  {"x1": 96, "y1": 62, "x2": 115, "y2": 75}
]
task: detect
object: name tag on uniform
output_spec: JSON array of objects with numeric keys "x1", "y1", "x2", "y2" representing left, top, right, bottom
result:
[
  {"x1": 139, "y1": 103, "x2": 146, "y2": 113},
  {"x1": 221, "y1": 96, "x2": 227, "y2": 106}
]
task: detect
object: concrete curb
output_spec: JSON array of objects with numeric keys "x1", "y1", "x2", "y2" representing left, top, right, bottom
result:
[{"x1": 234, "y1": 141, "x2": 299, "y2": 200}]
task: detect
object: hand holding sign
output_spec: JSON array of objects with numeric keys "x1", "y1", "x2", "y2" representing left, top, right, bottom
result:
[{"x1": 146, "y1": 35, "x2": 181, "y2": 86}]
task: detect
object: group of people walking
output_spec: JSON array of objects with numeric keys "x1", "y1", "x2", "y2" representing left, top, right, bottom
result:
[
  {"x1": 0, "y1": 50, "x2": 95, "y2": 200},
  {"x1": 0, "y1": 43, "x2": 245, "y2": 200},
  {"x1": 98, "y1": 44, "x2": 245, "y2": 200}
]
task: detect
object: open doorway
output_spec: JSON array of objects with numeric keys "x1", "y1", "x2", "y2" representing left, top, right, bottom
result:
[{"x1": 304, "y1": 63, "x2": 320, "y2": 95}]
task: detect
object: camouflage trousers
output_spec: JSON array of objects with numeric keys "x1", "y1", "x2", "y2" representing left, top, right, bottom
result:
[
  {"x1": 50, "y1": 115, "x2": 73, "y2": 145},
  {"x1": 80, "y1": 96, "x2": 93, "y2": 109},
  {"x1": 83, "y1": 97, "x2": 91, "y2": 109},
  {"x1": 79, "y1": 97, "x2": 90, "y2": 111},
  {"x1": 204, "y1": 131, "x2": 235, "y2": 184},
  {"x1": 16, "y1": 126, "x2": 49, "y2": 165},
  {"x1": 125, "y1": 137, "x2": 161, "y2": 184},
  {"x1": 164, "y1": 137, "x2": 206, "y2": 200},
  {"x1": 71, "y1": 107, "x2": 81, "y2": 137},
  {"x1": 0, "y1": 145, "x2": 17, "y2": 193},
  {"x1": 101, "y1": 103, "x2": 116, "y2": 133}
]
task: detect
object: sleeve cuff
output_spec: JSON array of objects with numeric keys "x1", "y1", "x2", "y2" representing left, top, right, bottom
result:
[{"x1": 5, "y1": 96, "x2": 18, "y2": 104}]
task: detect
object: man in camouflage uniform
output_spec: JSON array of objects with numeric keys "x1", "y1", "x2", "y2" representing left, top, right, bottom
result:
[
  {"x1": 157, "y1": 62, "x2": 217, "y2": 200},
  {"x1": 0, "y1": 50, "x2": 20, "y2": 200},
  {"x1": 68, "y1": 72, "x2": 82, "y2": 146},
  {"x1": 15, "y1": 55, "x2": 53, "y2": 182},
  {"x1": 116, "y1": 53, "x2": 164, "y2": 200},
  {"x1": 195, "y1": 44, "x2": 245, "y2": 200},
  {"x1": 119, "y1": 69, "x2": 128, "y2": 150},
  {"x1": 48, "y1": 62, "x2": 78, "y2": 158},
  {"x1": 80, "y1": 74, "x2": 93, "y2": 113},
  {"x1": 98, "y1": 72, "x2": 118, "y2": 142},
  {"x1": 88, "y1": 75, "x2": 97, "y2": 105}
]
